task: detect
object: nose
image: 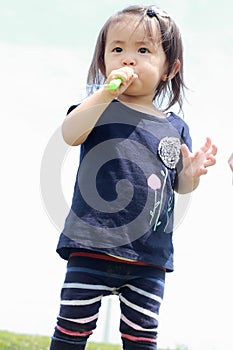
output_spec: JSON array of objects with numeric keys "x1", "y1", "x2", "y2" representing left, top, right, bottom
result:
[{"x1": 121, "y1": 55, "x2": 136, "y2": 66}]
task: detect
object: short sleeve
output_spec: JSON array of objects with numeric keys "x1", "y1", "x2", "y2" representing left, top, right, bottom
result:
[
  {"x1": 66, "y1": 104, "x2": 79, "y2": 115},
  {"x1": 181, "y1": 122, "x2": 192, "y2": 152},
  {"x1": 169, "y1": 113, "x2": 192, "y2": 174}
]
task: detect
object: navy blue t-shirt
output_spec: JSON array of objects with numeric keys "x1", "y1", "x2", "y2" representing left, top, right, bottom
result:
[{"x1": 56, "y1": 100, "x2": 192, "y2": 271}]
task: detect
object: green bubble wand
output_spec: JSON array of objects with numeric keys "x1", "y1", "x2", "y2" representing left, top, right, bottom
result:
[
  {"x1": 107, "y1": 78, "x2": 123, "y2": 90},
  {"x1": 87, "y1": 78, "x2": 123, "y2": 93}
]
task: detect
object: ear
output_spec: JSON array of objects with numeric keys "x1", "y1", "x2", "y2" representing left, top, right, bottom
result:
[{"x1": 162, "y1": 59, "x2": 181, "y2": 81}]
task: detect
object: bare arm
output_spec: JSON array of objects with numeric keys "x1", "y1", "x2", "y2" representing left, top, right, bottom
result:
[
  {"x1": 62, "y1": 89, "x2": 114, "y2": 146},
  {"x1": 62, "y1": 67, "x2": 137, "y2": 146},
  {"x1": 175, "y1": 137, "x2": 217, "y2": 194}
]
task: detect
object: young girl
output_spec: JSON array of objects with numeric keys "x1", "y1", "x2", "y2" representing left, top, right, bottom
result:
[{"x1": 50, "y1": 5, "x2": 217, "y2": 350}]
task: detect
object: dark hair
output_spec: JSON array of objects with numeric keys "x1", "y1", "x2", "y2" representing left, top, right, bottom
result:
[{"x1": 87, "y1": 5, "x2": 186, "y2": 112}]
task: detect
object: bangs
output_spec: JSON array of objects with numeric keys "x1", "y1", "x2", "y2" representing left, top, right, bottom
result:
[{"x1": 110, "y1": 12, "x2": 161, "y2": 46}]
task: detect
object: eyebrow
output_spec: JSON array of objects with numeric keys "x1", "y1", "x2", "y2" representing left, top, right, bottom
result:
[
  {"x1": 109, "y1": 40, "x2": 125, "y2": 45},
  {"x1": 136, "y1": 40, "x2": 153, "y2": 46}
]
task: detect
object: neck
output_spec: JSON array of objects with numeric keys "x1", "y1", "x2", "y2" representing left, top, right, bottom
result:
[{"x1": 117, "y1": 95, "x2": 167, "y2": 118}]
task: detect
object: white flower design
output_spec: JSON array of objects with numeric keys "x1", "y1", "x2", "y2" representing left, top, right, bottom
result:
[{"x1": 158, "y1": 137, "x2": 181, "y2": 169}]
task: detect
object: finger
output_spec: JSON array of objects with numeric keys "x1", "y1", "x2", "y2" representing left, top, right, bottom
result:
[
  {"x1": 199, "y1": 168, "x2": 208, "y2": 175},
  {"x1": 117, "y1": 67, "x2": 136, "y2": 82},
  {"x1": 108, "y1": 68, "x2": 133, "y2": 85},
  {"x1": 180, "y1": 143, "x2": 191, "y2": 158},
  {"x1": 205, "y1": 144, "x2": 217, "y2": 162},
  {"x1": 211, "y1": 144, "x2": 218, "y2": 156},
  {"x1": 204, "y1": 155, "x2": 217, "y2": 168},
  {"x1": 200, "y1": 137, "x2": 212, "y2": 153},
  {"x1": 120, "y1": 67, "x2": 135, "y2": 76}
]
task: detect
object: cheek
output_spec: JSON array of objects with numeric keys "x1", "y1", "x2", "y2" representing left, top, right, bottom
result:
[
  {"x1": 104, "y1": 58, "x2": 121, "y2": 78},
  {"x1": 140, "y1": 61, "x2": 159, "y2": 77}
]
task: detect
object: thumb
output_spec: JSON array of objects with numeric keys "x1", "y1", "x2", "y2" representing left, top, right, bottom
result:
[{"x1": 180, "y1": 143, "x2": 191, "y2": 159}]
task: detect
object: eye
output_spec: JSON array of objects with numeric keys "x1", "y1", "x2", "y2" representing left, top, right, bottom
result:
[
  {"x1": 113, "y1": 47, "x2": 123, "y2": 53},
  {"x1": 138, "y1": 47, "x2": 150, "y2": 53}
]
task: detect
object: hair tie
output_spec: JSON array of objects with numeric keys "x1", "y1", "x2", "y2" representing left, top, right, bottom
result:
[{"x1": 146, "y1": 6, "x2": 169, "y2": 19}]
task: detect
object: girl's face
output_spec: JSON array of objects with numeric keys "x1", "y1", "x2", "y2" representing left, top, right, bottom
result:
[{"x1": 104, "y1": 15, "x2": 168, "y2": 102}]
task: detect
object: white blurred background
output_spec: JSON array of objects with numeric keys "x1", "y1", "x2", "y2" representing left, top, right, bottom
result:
[{"x1": 0, "y1": 1, "x2": 232, "y2": 349}]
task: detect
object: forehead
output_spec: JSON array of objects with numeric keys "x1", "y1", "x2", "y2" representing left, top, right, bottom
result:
[{"x1": 106, "y1": 15, "x2": 160, "y2": 44}]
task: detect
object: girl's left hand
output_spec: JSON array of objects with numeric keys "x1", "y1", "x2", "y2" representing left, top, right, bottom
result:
[{"x1": 180, "y1": 137, "x2": 217, "y2": 177}]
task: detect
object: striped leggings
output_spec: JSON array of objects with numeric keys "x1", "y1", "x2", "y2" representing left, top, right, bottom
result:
[{"x1": 50, "y1": 251, "x2": 166, "y2": 350}]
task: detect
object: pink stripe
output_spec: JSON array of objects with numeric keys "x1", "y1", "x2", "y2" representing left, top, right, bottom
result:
[
  {"x1": 121, "y1": 314, "x2": 156, "y2": 332},
  {"x1": 56, "y1": 325, "x2": 92, "y2": 337},
  {"x1": 121, "y1": 333, "x2": 157, "y2": 343},
  {"x1": 59, "y1": 312, "x2": 99, "y2": 324},
  {"x1": 69, "y1": 251, "x2": 155, "y2": 266}
]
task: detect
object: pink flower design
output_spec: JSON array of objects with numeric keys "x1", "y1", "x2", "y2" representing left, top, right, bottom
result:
[
  {"x1": 147, "y1": 174, "x2": 161, "y2": 190},
  {"x1": 148, "y1": 174, "x2": 162, "y2": 226}
]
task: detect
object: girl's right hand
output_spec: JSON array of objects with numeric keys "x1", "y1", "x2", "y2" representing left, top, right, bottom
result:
[{"x1": 105, "y1": 67, "x2": 138, "y2": 95}]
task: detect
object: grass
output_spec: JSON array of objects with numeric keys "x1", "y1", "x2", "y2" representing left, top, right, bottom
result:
[
  {"x1": 0, "y1": 330, "x2": 187, "y2": 350},
  {"x1": 0, "y1": 330, "x2": 50, "y2": 350},
  {"x1": 0, "y1": 331, "x2": 119, "y2": 350}
]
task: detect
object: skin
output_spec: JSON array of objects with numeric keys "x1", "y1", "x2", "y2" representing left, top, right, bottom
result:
[
  {"x1": 104, "y1": 17, "x2": 169, "y2": 113},
  {"x1": 62, "y1": 15, "x2": 217, "y2": 193}
]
